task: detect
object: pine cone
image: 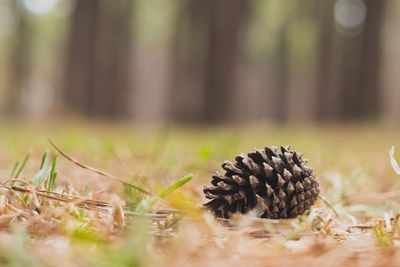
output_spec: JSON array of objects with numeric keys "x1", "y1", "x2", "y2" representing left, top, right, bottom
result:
[{"x1": 203, "y1": 145, "x2": 319, "y2": 219}]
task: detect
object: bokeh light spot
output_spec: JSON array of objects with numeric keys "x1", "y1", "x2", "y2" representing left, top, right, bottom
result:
[
  {"x1": 20, "y1": 0, "x2": 59, "y2": 15},
  {"x1": 334, "y1": 0, "x2": 367, "y2": 29}
]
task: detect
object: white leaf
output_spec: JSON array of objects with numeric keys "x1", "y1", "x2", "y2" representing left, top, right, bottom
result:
[{"x1": 389, "y1": 145, "x2": 400, "y2": 175}]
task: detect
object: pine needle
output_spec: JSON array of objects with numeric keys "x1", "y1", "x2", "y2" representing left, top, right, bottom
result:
[
  {"x1": 48, "y1": 139, "x2": 152, "y2": 195},
  {"x1": 318, "y1": 195, "x2": 340, "y2": 218},
  {"x1": 0, "y1": 183, "x2": 175, "y2": 218}
]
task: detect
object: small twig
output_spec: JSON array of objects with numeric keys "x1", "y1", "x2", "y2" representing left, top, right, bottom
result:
[
  {"x1": 1, "y1": 184, "x2": 110, "y2": 210},
  {"x1": 0, "y1": 184, "x2": 177, "y2": 218},
  {"x1": 2, "y1": 178, "x2": 41, "y2": 211},
  {"x1": 347, "y1": 225, "x2": 375, "y2": 230},
  {"x1": 48, "y1": 139, "x2": 152, "y2": 195},
  {"x1": 124, "y1": 211, "x2": 173, "y2": 218}
]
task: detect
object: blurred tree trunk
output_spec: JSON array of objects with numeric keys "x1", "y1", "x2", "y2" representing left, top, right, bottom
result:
[
  {"x1": 339, "y1": 0, "x2": 386, "y2": 120},
  {"x1": 315, "y1": 0, "x2": 386, "y2": 121},
  {"x1": 273, "y1": 22, "x2": 290, "y2": 123},
  {"x1": 169, "y1": 0, "x2": 211, "y2": 123},
  {"x1": 5, "y1": 2, "x2": 31, "y2": 115},
  {"x1": 272, "y1": 1, "x2": 319, "y2": 124},
  {"x1": 204, "y1": 0, "x2": 248, "y2": 123},
  {"x1": 358, "y1": 0, "x2": 386, "y2": 118},
  {"x1": 382, "y1": 1, "x2": 400, "y2": 122},
  {"x1": 63, "y1": 0, "x2": 133, "y2": 119},
  {"x1": 170, "y1": 0, "x2": 248, "y2": 124},
  {"x1": 315, "y1": 0, "x2": 336, "y2": 121}
]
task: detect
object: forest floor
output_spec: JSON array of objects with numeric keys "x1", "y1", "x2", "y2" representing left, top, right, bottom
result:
[{"x1": 0, "y1": 122, "x2": 400, "y2": 267}]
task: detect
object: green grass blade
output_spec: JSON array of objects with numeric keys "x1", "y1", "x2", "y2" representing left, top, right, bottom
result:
[
  {"x1": 39, "y1": 152, "x2": 48, "y2": 170},
  {"x1": 13, "y1": 151, "x2": 31, "y2": 178},
  {"x1": 31, "y1": 169, "x2": 48, "y2": 186},
  {"x1": 149, "y1": 174, "x2": 193, "y2": 207},
  {"x1": 32, "y1": 152, "x2": 50, "y2": 186},
  {"x1": 10, "y1": 160, "x2": 20, "y2": 177},
  {"x1": 158, "y1": 174, "x2": 193, "y2": 199},
  {"x1": 46, "y1": 156, "x2": 58, "y2": 191}
]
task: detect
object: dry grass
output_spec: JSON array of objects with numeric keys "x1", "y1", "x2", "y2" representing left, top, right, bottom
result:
[{"x1": 0, "y1": 122, "x2": 399, "y2": 267}]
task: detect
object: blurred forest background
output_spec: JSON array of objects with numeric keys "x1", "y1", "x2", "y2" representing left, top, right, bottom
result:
[{"x1": 0, "y1": 0, "x2": 398, "y2": 125}]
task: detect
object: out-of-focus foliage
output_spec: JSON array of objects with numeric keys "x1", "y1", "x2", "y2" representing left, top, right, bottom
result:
[{"x1": 0, "y1": 0, "x2": 396, "y2": 123}]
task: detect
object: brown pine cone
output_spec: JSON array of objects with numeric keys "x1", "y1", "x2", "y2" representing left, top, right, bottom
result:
[{"x1": 203, "y1": 145, "x2": 319, "y2": 219}]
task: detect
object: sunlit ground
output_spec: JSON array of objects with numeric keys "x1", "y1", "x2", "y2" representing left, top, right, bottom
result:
[{"x1": 0, "y1": 122, "x2": 400, "y2": 266}]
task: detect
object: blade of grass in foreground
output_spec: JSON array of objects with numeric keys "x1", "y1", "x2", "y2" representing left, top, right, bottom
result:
[
  {"x1": 39, "y1": 152, "x2": 48, "y2": 170},
  {"x1": 32, "y1": 152, "x2": 49, "y2": 186},
  {"x1": 149, "y1": 174, "x2": 193, "y2": 207},
  {"x1": 11, "y1": 151, "x2": 32, "y2": 181},
  {"x1": 14, "y1": 151, "x2": 31, "y2": 178},
  {"x1": 159, "y1": 174, "x2": 193, "y2": 198},
  {"x1": 46, "y1": 156, "x2": 58, "y2": 191},
  {"x1": 10, "y1": 160, "x2": 20, "y2": 178}
]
